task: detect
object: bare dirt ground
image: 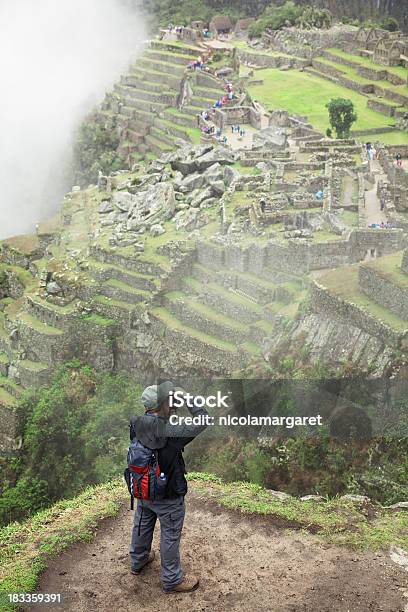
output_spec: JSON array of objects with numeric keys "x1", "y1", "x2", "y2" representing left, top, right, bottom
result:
[{"x1": 32, "y1": 492, "x2": 407, "y2": 612}]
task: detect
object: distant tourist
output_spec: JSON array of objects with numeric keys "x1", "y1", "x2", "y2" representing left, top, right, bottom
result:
[{"x1": 396, "y1": 152, "x2": 402, "y2": 167}]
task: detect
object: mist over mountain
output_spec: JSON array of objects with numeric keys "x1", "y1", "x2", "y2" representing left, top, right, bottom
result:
[{"x1": 0, "y1": 0, "x2": 147, "y2": 240}]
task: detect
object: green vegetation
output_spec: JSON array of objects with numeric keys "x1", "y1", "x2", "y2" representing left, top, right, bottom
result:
[
  {"x1": 358, "y1": 131, "x2": 408, "y2": 146},
  {"x1": 0, "y1": 480, "x2": 127, "y2": 612},
  {"x1": 189, "y1": 473, "x2": 408, "y2": 549},
  {"x1": 187, "y1": 432, "x2": 408, "y2": 506},
  {"x1": 73, "y1": 118, "x2": 125, "y2": 186},
  {"x1": 248, "y1": 1, "x2": 331, "y2": 38},
  {"x1": 247, "y1": 69, "x2": 400, "y2": 134},
  {"x1": 0, "y1": 362, "x2": 142, "y2": 526},
  {"x1": 326, "y1": 98, "x2": 357, "y2": 139}
]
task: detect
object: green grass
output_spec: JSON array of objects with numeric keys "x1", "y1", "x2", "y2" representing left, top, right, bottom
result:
[
  {"x1": 241, "y1": 341, "x2": 262, "y2": 355},
  {"x1": 93, "y1": 295, "x2": 135, "y2": 312},
  {"x1": 356, "y1": 131, "x2": 408, "y2": 145},
  {"x1": 81, "y1": 313, "x2": 117, "y2": 328},
  {"x1": 340, "y1": 210, "x2": 359, "y2": 227},
  {"x1": 0, "y1": 481, "x2": 127, "y2": 612},
  {"x1": 155, "y1": 118, "x2": 201, "y2": 144},
  {"x1": 362, "y1": 251, "x2": 408, "y2": 289},
  {"x1": 16, "y1": 313, "x2": 63, "y2": 336},
  {"x1": 206, "y1": 282, "x2": 263, "y2": 313},
  {"x1": 188, "y1": 473, "x2": 408, "y2": 550},
  {"x1": 0, "y1": 387, "x2": 16, "y2": 406},
  {"x1": 247, "y1": 68, "x2": 403, "y2": 134},
  {"x1": 18, "y1": 360, "x2": 49, "y2": 373},
  {"x1": 103, "y1": 278, "x2": 150, "y2": 297},
  {"x1": 166, "y1": 292, "x2": 248, "y2": 332},
  {"x1": 315, "y1": 56, "x2": 408, "y2": 96}
]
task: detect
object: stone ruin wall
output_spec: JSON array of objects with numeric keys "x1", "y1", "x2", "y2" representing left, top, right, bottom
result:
[
  {"x1": 310, "y1": 281, "x2": 407, "y2": 350},
  {"x1": 197, "y1": 229, "x2": 404, "y2": 277},
  {"x1": 359, "y1": 265, "x2": 408, "y2": 321}
]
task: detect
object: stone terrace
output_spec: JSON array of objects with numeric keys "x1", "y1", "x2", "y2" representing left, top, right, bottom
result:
[{"x1": 97, "y1": 40, "x2": 230, "y2": 164}]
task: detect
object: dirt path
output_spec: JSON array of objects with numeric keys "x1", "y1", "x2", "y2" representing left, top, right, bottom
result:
[
  {"x1": 365, "y1": 159, "x2": 387, "y2": 227},
  {"x1": 30, "y1": 491, "x2": 407, "y2": 612}
]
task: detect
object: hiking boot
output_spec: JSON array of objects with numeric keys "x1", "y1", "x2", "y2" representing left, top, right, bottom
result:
[
  {"x1": 131, "y1": 551, "x2": 155, "y2": 575},
  {"x1": 164, "y1": 575, "x2": 199, "y2": 593}
]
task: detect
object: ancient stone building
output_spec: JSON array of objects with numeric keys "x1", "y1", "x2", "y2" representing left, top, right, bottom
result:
[{"x1": 209, "y1": 15, "x2": 233, "y2": 36}]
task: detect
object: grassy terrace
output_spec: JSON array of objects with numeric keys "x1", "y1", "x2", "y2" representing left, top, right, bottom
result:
[
  {"x1": 247, "y1": 69, "x2": 407, "y2": 142},
  {"x1": 314, "y1": 56, "x2": 408, "y2": 96},
  {"x1": 358, "y1": 131, "x2": 408, "y2": 145},
  {"x1": 166, "y1": 291, "x2": 248, "y2": 332},
  {"x1": 0, "y1": 387, "x2": 16, "y2": 406},
  {"x1": 103, "y1": 278, "x2": 151, "y2": 297},
  {"x1": 16, "y1": 313, "x2": 64, "y2": 336},
  {"x1": 151, "y1": 306, "x2": 238, "y2": 352},
  {"x1": 18, "y1": 359, "x2": 49, "y2": 372},
  {"x1": 320, "y1": 265, "x2": 408, "y2": 332},
  {"x1": 362, "y1": 251, "x2": 408, "y2": 289},
  {"x1": 93, "y1": 295, "x2": 135, "y2": 312},
  {"x1": 326, "y1": 48, "x2": 408, "y2": 81}
]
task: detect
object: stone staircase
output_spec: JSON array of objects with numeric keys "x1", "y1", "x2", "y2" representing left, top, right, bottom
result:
[{"x1": 98, "y1": 40, "x2": 228, "y2": 162}]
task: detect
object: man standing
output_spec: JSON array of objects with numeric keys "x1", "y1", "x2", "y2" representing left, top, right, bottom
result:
[{"x1": 129, "y1": 381, "x2": 208, "y2": 593}]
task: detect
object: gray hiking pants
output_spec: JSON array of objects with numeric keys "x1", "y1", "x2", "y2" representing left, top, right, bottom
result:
[{"x1": 129, "y1": 496, "x2": 185, "y2": 591}]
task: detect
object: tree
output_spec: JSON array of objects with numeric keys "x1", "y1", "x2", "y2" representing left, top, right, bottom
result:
[
  {"x1": 379, "y1": 16, "x2": 399, "y2": 32},
  {"x1": 326, "y1": 98, "x2": 357, "y2": 139}
]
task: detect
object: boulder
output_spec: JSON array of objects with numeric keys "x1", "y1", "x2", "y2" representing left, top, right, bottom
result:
[
  {"x1": 98, "y1": 200, "x2": 114, "y2": 214},
  {"x1": 180, "y1": 173, "x2": 204, "y2": 192},
  {"x1": 224, "y1": 165, "x2": 240, "y2": 183},
  {"x1": 195, "y1": 147, "x2": 234, "y2": 171},
  {"x1": 267, "y1": 489, "x2": 292, "y2": 501},
  {"x1": 171, "y1": 159, "x2": 197, "y2": 176},
  {"x1": 150, "y1": 224, "x2": 166, "y2": 237},
  {"x1": 386, "y1": 501, "x2": 408, "y2": 511},
  {"x1": 190, "y1": 187, "x2": 214, "y2": 208},
  {"x1": 47, "y1": 281, "x2": 62, "y2": 295},
  {"x1": 114, "y1": 191, "x2": 134, "y2": 212},
  {"x1": 209, "y1": 180, "x2": 226, "y2": 196},
  {"x1": 340, "y1": 494, "x2": 370, "y2": 503},
  {"x1": 175, "y1": 208, "x2": 207, "y2": 231},
  {"x1": 300, "y1": 495, "x2": 325, "y2": 502},
  {"x1": 204, "y1": 162, "x2": 224, "y2": 182}
]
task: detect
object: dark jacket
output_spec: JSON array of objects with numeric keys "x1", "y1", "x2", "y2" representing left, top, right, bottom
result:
[{"x1": 130, "y1": 406, "x2": 208, "y2": 498}]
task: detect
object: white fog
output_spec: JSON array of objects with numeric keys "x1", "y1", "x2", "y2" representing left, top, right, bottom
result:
[{"x1": 0, "y1": 0, "x2": 146, "y2": 239}]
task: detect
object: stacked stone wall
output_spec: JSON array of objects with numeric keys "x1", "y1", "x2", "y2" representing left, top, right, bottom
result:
[
  {"x1": 359, "y1": 265, "x2": 408, "y2": 321},
  {"x1": 310, "y1": 281, "x2": 407, "y2": 348}
]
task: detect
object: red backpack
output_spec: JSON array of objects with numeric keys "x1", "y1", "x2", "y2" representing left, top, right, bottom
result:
[{"x1": 124, "y1": 439, "x2": 164, "y2": 509}]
